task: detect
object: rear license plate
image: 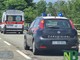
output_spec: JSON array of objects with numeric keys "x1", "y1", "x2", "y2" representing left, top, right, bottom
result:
[
  {"x1": 7, "y1": 25, "x2": 13, "y2": 26},
  {"x1": 52, "y1": 41, "x2": 66, "y2": 45}
]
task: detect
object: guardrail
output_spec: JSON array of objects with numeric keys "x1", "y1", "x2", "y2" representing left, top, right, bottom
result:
[{"x1": 77, "y1": 30, "x2": 80, "y2": 35}]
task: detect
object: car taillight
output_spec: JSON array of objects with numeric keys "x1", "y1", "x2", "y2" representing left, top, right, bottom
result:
[
  {"x1": 39, "y1": 20, "x2": 44, "y2": 29},
  {"x1": 40, "y1": 45, "x2": 47, "y2": 49},
  {"x1": 69, "y1": 20, "x2": 75, "y2": 29}
]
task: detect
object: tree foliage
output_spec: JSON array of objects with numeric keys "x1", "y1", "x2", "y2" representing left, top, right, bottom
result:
[
  {"x1": 36, "y1": 0, "x2": 47, "y2": 15},
  {"x1": 25, "y1": 0, "x2": 33, "y2": 6},
  {"x1": 4, "y1": 0, "x2": 27, "y2": 10},
  {"x1": 0, "y1": 0, "x2": 80, "y2": 25},
  {"x1": 24, "y1": 7, "x2": 37, "y2": 23}
]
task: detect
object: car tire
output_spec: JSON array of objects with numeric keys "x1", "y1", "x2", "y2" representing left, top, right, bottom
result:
[
  {"x1": 32, "y1": 41, "x2": 38, "y2": 55},
  {"x1": 24, "y1": 42, "x2": 29, "y2": 50},
  {"x1": 24, "y1": 36, "x2": 29, "y2": 50}
]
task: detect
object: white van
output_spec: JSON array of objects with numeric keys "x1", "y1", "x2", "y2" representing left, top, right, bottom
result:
[{"x1": 1, "y1": 10, "x2": 24, "y2": 34}]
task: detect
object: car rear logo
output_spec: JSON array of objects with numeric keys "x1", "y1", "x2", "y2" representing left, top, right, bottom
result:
[{"x1": 57, "y1": 31, "x2": 61, "y2": 34}]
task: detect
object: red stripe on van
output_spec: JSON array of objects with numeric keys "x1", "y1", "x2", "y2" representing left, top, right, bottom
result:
[
  {"x1": 1, "y1": 21, "x2": 24, "y2": 24},
  {"x1": 6, "y1": 21, "x2": 24, "y2": 24},
  {"x1": 6, "y1": 22, "x2": 16, "y2": 24},
  {"x1": 16, "y1": 21, "x2": 24, "y2": 24}
]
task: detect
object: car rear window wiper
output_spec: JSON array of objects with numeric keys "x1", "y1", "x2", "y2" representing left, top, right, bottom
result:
[{"x1": 47, "y1": 26, "x2": 60, "y2": 29}]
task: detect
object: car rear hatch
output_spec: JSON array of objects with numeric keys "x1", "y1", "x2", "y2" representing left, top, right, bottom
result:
[{"x1": 41, "y1": 19, "x2": 77, "y2": 40}]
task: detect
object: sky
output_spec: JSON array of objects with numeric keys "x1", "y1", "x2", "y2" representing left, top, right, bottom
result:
[{"x1": 33, "y1": 0, "x2": 68, "y2": 3}]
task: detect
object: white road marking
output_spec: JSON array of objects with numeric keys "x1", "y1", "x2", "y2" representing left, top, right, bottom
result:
[
  {"x1": 4, "y1": 41, "x2": 11, "y2": 46},
  {"x1": 16, "y1": 50, "x2": 31, "y2": 60}
]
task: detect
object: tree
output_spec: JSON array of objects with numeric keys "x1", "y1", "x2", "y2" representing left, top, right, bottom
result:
[
  {"x1": 53, "y1": 1, "x2": 68, "y2": 16},
  {"x1": 36, "y1": 0, "x2": 47, "y2": 16},
  {"x1": 25, "y1": 0, "x2": 34, "y2": 6},
  {"x1": 4, "y1": 0, "x2": 27, "y2": 10},
  {"x1": 0, "y1": 0, "x2": 7, "y2": 19},
  {"x1": 0, "y1": 0, "x2": 80, "y2": 25},
  {"x1": 46, "y1": 2, "x2": 57, "y2": 16},
  {"x1": 24, "y1": 7, "x2": 37, "y2": 23}
]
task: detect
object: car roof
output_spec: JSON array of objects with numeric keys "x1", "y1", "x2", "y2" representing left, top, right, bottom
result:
[{"x1": 39, "y1": 16, "x2": 68, "y2": 20}]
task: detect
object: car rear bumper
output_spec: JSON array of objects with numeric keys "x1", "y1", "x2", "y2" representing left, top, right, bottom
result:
[{"x1": 35, "y1": 38, "x2": 79, "y2": 51}]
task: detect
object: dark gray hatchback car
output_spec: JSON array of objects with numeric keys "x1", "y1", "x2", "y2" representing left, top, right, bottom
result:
[{"x1": 24, "y1": 16, "x2": 79, "y2": 55}]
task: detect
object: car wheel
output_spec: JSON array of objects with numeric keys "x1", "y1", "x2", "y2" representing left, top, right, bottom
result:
[
  {"x1": 32, "y1": 41, "x2": 38, "y2": 55},
  {"x1": 24, "y1": 36, "x2": 29, "y2": 50},
  {"x1": 24, "y1": 41, "x2": 29, "y2": 50}
]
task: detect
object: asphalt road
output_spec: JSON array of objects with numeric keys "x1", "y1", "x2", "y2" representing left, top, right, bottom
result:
[
  {"x1": 0, "y1": 32, "x2": 80, "y2": 60},
  {"x1": 0, "y1": 34, "x2": 31, "y2": 60}
]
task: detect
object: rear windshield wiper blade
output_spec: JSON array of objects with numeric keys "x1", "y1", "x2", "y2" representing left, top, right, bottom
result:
[{"x1": 47, "y1": 26, "x2": 60, "y2": 29}]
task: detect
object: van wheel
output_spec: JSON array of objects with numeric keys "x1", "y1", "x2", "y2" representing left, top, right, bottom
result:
[
  {"x1": 1, "y1": 31, "x2": 3, "y2": 33},
  {"x1": 16, "y1": 32, "x2": 18, "y2": 34},
  {"x1": 32, "y1": 41, "x2": 38, "y2": 55},
  {"x1": 3, "y1": 31, "x2": 6, "y2": 34},
  {"x1": 20, "y1": 31, "x2": 23, "y2": 34}
]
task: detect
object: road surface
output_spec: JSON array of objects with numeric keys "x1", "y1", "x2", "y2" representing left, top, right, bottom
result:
[{"x1": 0, "y1": 32, "x2": 80, "y2": 60}]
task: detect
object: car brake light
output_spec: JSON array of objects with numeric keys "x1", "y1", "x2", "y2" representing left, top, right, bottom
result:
[
  {"x1": 69, "y1": 20, "x2": 75, "y2": 29},
  {"x1": 39, "y1": 20, "x2": 44, "y2": 29},
  {"x1": 40, "y1": 46, "x2": 47, "y2": 48}
]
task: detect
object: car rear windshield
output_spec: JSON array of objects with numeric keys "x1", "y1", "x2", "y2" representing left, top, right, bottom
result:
[
  {"x1": 6, "y1": 15, "x2": 22, "y2": 22},
  {"x1": 45, "y1": 19, "x2": 71, "y2": 29}
]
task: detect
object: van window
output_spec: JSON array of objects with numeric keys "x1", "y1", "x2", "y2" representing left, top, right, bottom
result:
[
  {"x1": 45, "y1": 19, "x2": 71, "y2": 29},
  {"x1": 6, "y1": 15, "x2": 22, "y2": 22}
]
